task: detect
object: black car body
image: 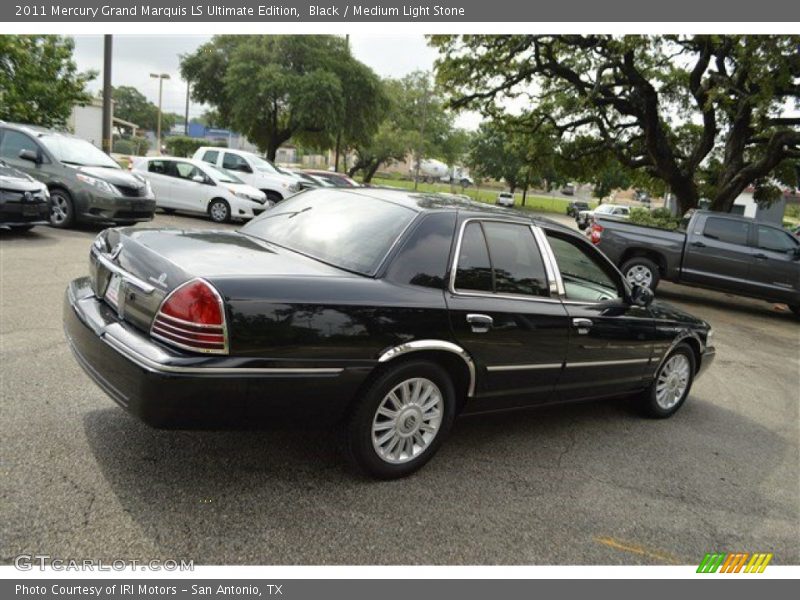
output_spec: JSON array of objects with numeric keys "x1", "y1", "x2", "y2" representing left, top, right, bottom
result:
[
  {"x1": 591, "y1": 210, "x2": 800, "y2": 315},
  {"x1": 566, "y1": 200, "x2": 590, "y2": 217},
  {"x1": 0, "y1": 160, "x2": 50, "y2": 230},
  {"x1": 65, "y1": 189, "x2": 715, "y2": 478}
]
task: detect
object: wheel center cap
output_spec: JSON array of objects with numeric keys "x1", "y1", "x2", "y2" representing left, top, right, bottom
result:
[{"x1": 397, "y1": 407, "x2": 422, "y2": 435}]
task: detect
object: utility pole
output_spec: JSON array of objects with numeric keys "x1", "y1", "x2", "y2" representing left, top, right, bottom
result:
[
  {"x1": 101, "y1": 35, "x2": 113, "y2": 154},
  {"x1": 150, "y1": 73, "x2": 170, "y2": 155},
  {"x1": 413, "y1": 76, "x2": 430, "y2": 192},
  {"x1": 184, "y1": 79, "x2": 190, "y2": 136}
]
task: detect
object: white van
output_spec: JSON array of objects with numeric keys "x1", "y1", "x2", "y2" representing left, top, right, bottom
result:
[
  {"x1": 193, "y1": 147, "x2": 301, "y2": 203},
  {"x1": 131, "y1": 156, "x2": 269, "y2": 223}
]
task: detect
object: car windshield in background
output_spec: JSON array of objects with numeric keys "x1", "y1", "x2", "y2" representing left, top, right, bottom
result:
[
  {"x1": 38, "y1": 135, "x2": 120, "y2": 169},
  {"x1": 247, "y1": 153, "x2": 280, "y2": 174},
  {"x1": 204, "y1": 163, "x2": 243, "y2": 184},
  {"x1": 241, "y1": 191, "x2": 417, "y2": 275}
]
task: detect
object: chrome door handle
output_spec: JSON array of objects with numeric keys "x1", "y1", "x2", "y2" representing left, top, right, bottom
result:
[
  {"x1": 572, "y1": 318, "x2": 593, "y2": 335},
  {"x1": 466, "y1": 313, "x2": 493, "y2": 333}
]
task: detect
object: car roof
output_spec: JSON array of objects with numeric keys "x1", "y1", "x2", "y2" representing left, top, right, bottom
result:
[
  {"x1": 301, "y1": 187, "x2": 574, "y2": 235},
  {"x1": 1, "y1": 121, "x2": 81, "y2": 139}
]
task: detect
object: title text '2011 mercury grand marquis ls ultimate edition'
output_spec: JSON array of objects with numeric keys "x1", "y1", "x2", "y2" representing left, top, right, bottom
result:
[{"x1": 64, "y1": 189, "x2": 715, "y2": 479}]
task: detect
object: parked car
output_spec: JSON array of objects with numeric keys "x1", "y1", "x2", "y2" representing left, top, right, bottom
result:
[
  {"x1": 576, "y1": 203, "x2": 631, "y2": 230},
  {"x1": 566, "y1": 200, "x2": 590, "y2": 217},
  {"x1": 496, "y1": 191, "x2": 515, "y2": 207},
  {"x1": 0, "y1": 160, "x2": 50, "y2": 231},
  {"x1": 64, "y1": 189, "x2": 715, "y2": 479},
  {"x1": 193, "y1": 147, "x2": 301, "y2": 203},
  {"x1": 0, "y1": 122, "x2": 156, "y2": 228},
  {"x1": 634, "y1": 190, "x2": 651, "y2": 205},
  {"x1": 589, "y1": 210, "x2": 800, "y2": 316},
  {"x1": 131, "y1": 157, "x2": 270, "y2": 223},
  {"x1": 561, "y1": 183, "x2": 576, "y2": 196},
  {"x1": 302, "y1": 169, "x2": 360, "y2": 188},
  {"x1": 280, "y1": 167, "x2": 331, "y2": 189}
]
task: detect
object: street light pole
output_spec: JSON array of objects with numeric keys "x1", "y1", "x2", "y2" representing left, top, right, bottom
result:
[
  {"x1": 101, "y1": 35, "x2": 113, "y2": 154},
  {"x1": 150, "y1": 73, "x2": 170, "y2": 155}
]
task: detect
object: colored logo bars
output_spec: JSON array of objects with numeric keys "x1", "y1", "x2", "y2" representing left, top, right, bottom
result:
[{"x1": 697, "y1": 552, "x2": 773, "y2": 573}]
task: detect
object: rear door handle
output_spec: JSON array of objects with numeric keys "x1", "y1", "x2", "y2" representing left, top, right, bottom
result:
[
  {"x1": 466, "y1": 313, "x2": 493, "y2": 333},
  {"x1": 691, "y1": 241, "x2": 706, "y2": 248},
  {"x1": 572, "y1": 318, "x2": 593, "y2": 335},
  {"x1": 753, "y1": 253, "x2": 768, "y2": 260}
]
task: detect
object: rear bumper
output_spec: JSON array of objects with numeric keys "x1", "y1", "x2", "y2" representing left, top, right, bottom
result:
[{"x1": 64, "y1": 277, "x2": 369, "y2": 428}]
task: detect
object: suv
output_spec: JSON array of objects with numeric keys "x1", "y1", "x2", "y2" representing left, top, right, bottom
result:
[
  {"x1": 0, "y1": 122, "x2": 156, "y2": 228},
  {"x1": 193, "y1": 147, "x2": 300, "y2": 203},
  {"x1": 0, "y1": 159, "x2": 50, "y2": 231}
]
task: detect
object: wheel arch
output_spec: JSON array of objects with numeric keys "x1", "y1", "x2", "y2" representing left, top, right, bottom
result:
[{"x1": 619, "y1": 248, "x2": 668, "y2": 276}]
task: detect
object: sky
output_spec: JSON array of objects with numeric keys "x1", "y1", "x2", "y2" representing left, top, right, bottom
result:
[{"x1": 70, "y1": 34, "x2": 480, "y2": 130}]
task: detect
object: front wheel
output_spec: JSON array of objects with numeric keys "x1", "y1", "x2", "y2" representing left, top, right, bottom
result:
[
  {"x1": 208, "y1": 199, "x2": 231, "y2": 223},
  {"x1": 621, "y1": 257, "x2": 660, "y2": 291},
  {"x1": 264, "y1": 191, "x2": 283, "y2": 204},
  {"x1": 640, "y1": 344, "x2": 695, "y2": 418},
  {"x1": 343, "y1": 361, "x2": 456, "y2": 479},
  {"x1": 49, "y1": 189, "x2": 75, "y2": 228}
]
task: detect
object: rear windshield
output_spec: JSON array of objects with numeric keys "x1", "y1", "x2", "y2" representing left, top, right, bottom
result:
[{"x1": 241, "y1": 190, "x2": 417, "y2": 275}]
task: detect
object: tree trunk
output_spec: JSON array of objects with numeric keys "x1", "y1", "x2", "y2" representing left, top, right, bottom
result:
[
  {"x1": 363, "y1": 161, "x2": 381, "y2": 184},
  {"x1": 664, "y1": 174, "x2": 699, "y2": 216}
]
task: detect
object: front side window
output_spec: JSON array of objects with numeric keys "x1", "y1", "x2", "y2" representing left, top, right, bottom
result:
[
  {"x1": 147, "y1": 159, "x2": 168, "y2": 175},
  {"x1": 757, "y1": 225, "x2": 798, "y2": 253},
  {"x1": 0, "y1": 130, "x2": 39, "y2": 160},
  {"x1": 703, "y1": 217, "x2": 750, "y2": 246},
  {"x1": 222, "y1": 152, "x2": 250, "y2": 171},
  {"x1": 454, "y1": 221, "x2": 549, "y2": 298},
  {"x1": 174, "y1": 162, "x2": 202, "y2": 181},
  {"x1": 546, "y1": 233, "x2": 620, "y2": 302}
]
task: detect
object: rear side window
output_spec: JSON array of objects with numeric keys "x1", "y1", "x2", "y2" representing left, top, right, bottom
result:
[
  {"x1": 148, "y1": 160, "x2": 168, "y2": 174},
  {"x1": 201, "y1": 150, "x2": 219, "y2": 165},
  {"x1": 386, "y1": 212, "x2": 456, "y2": 289},
  {"x1": 703, "y1": 217, "x2": 750, "y2": 245},
  {"x1": 757, "y1": 225, "x2": 798, "y2": 253},
  {"x1": 454, "y1": 221, "x2": 549, "y2": 298}
]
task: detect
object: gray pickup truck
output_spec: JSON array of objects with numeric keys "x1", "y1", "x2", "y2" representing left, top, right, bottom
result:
[{"x1": 589, "y1": 210, "x2": 800, "y2": 316}]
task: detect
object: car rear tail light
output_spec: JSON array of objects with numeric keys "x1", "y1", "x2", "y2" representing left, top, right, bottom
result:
[
  {"x1": 589, "y1": 222, "x2": 604, "y2": 244},
  {"x1": 150, "y1": 279, "x2": 228, "y2": 354}
]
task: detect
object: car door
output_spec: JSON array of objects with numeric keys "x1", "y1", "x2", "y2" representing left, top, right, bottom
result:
[
  {"x1": 446, "y1": 218, "x2": 570, "y2": 412},
  {"x1": 144, "y1": 159, "x2": 177, "y2": 208},
  {"x1": 543, "y1": 230, "x2": 656, "y2": 401},
  {"x1": 172, "y1": 161, "x2": 211, "y2": 214},
  {"x1": 748, "y1": 224, "x2": 800, "y2": 303},
  {"x1": 681, "y1": 215, "x2": 756, "y2": 293}
]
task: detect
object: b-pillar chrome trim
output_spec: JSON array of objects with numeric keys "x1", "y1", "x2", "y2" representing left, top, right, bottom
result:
[{"x1": 378, "y1": 340, "x2": 477, "y2": 397}]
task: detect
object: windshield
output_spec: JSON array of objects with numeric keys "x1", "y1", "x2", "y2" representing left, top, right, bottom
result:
[
  {"x1": 203, "y1": 163, "x2": 243, "y2": 184},
  {"x1": 39, "y1": 135, "x2": 120, "y2": 169},
  {"x1": 245, "y1": 153, "x2": 280, "y2": 174},
  {"x1": 241, "y1": 190, "x2": 417, "y2": 275}
]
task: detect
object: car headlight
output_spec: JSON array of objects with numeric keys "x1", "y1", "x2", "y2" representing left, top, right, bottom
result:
[{"x1": 76, "y1": 173, "x2": 119, "y2": 196}]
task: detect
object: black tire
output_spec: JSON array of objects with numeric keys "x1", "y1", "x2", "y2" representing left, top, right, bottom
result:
[
  {"x1": 208, "y1": 198, "x2": 231, "y2": 223},
  {"x1": 620, "y1": 256, "x2": 661, "y2": 291},
  {"x1": 343, "y1": 360, "x2": 456, "y2": 480},
  {"x1": 49, "y1": 188, "x2": 75, "y2": 229},
  {"x1": 9, "y1": 224, "x2": 35, "y2": 232},
  {"x1": 160, "y1": 208, "x2": 176, "y2": 215},
  {"x1": 789, "y1": 305, "x2": 800, "y2": 318},
  {"x1": 264, "y1": 191, "x2": 283, "y2": 204},
  {"x1": 577, "y1": 221, "x2": 588, "y2": 230},
  {"x1": 114, "y1": 220, "x2": 138, "y2": 227},
  {"x1": 640, "y1": 343, "x2": 696, "y2": 418}
]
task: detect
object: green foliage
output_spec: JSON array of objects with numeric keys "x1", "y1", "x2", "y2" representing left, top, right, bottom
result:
[
  {"x1": 0, "y1": 35, "x2": 95, "y2": 127},
  {"x1": 181, "y1": 35, "x2": 386, "y2": 160},
  {"x1": 112, "y1": 136, "x2": 150, "y2": 156},
  {"x1": 165, "y1": 136, "x2": 224, "y2": 158},
  {"x1": 628, "y1": 207, "x2": 682, "y2": 230},
  {"x1": 112, "y1": 86, "x2": 176, "y2": 132},
  {"x1": 432, "y1": 35, "x2": 800, "y2": 214}
]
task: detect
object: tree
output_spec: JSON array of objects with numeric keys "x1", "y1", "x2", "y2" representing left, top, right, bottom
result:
[
  {"x1": 111, "y1": 86, "x2": 177, "y2": 132},
  {"x1": 181, "y1": 35, "x2": 386, "y2": 160},
  {"x1": 0, "y1": 35, "x2": 95, "y2": 127},
  {"x1": 432, "y1": 35, "x2": 800, "y2": 213}
]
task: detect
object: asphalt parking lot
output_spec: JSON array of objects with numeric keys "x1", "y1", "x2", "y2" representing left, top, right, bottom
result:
[{"x1": 1, "y1": 210, "x2": 798, "y2": 566}]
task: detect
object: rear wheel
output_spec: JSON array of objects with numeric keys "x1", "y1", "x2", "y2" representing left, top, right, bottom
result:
[
  {"x1": 343, "y1": 360, "x2": 456, "y2": 479},
  {"x1": 640, "y1": 344, "x2": 695, "y2": 418},
  {"x1": 621, "y1": 257, "x2": 660, "y2": 291},
  {"x1": 49, "y1": 189, "x2": 75, "y2": 228},
  {"x1": 208, "y1": 198, "x2": 231, "y2": 223}
]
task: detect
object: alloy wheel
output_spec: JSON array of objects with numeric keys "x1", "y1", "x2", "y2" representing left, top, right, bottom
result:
[
  {"x1": 655, "y1": 354, "x2": 691, "y2": 410},
  {"x1": 51, "y1": 194, "x2": 69, "y2": 225}
]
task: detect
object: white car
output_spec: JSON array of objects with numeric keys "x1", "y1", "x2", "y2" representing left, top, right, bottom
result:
[
  {"x1": 496, "y1": 191, "x2": 515, "y2": 208},
  {"x1": 576, "y1": 203, "x2": 631, "y2": 230},
  {"x1": 131, "y1": 157, "x2": 270, "y2": 223},
  {"x1": 193, "y1": 147, "x2": 301, "y2": 203}
]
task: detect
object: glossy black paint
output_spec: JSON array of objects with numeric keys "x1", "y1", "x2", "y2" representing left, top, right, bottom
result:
[{"x1": 66, "y1": 189, "x2": 714, "y2": 428}]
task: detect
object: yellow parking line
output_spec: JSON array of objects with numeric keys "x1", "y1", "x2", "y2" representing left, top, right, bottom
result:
[{"x1": 594, "y1": 536, "x2": 683, "y2": 564}]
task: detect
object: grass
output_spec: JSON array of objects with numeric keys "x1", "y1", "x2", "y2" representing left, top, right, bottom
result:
[{"x1": 367, "y1": 177, "x2": 598, "y2": 215}]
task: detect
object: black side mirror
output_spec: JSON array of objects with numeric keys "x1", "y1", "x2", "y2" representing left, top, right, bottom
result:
[
  {"x1": 629, "y1": 284, "x2": 654, "y2": 307},
  {"x1": 19, "y1": 149, "x2": 40, "y2": 164}
]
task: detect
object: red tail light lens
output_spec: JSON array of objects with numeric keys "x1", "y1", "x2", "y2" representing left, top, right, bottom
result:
[
  {"x1": 589, "y1": 222, "x2": 604, "y2": 245},
  {"x1": 151, "y1": 279, "x2": 228, "y2": 354}
]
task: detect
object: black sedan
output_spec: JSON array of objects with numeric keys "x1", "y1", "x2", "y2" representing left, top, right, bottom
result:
[
  {"x1": 64, "y1": 189, "x2": 715, "y2": 479},
  {"x1": 0, "y1": 160, "x2": 50, "y2": 231}
]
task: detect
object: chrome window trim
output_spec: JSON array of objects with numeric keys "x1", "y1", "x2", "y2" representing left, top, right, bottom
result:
[
  {"x1": 565, "y1": 358, "x2": 651, "y2": 368},
  {"x1": 378, "y1": 339, "x2": 477, "y2": 397},
  {"x1": 447, "y1": 217, "x2": 558, "y2": 304},
  {"x1": 531, "y1": 225, "x2": 566, "y2": 297},
  {"x1": 486, "y1": 363, "x2": 563, "y2": 372},
  {"x1": 103, "y1": 332, "x2": 343, "y2": 376}
]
